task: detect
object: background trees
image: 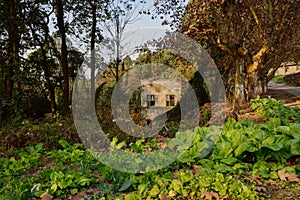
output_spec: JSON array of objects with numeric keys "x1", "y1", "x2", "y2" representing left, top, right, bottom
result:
[
  {"x1": 155, "y1": 0, "x2": 300, "y2": 113},
  {"x1": 102, "y1": 0, "x2": 146, "y2": 82},
  {"x1": 0, "y1": 0, "x2": 299, "y2": 122}
]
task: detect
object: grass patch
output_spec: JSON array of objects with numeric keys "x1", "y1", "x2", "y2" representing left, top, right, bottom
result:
[{"x1": 272, "y1": 75, "x2": 289, "y2": 84}]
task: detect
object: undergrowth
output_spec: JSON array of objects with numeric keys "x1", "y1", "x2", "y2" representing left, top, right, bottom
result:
[{"x1": 0, "y1": 97, "x2": 299, "y2": 199}]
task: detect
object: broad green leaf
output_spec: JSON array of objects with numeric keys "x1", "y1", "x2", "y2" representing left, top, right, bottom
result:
[
  {"x1": 231, "y1": 131, "x2": 244, "y2": 148},
  {"x1": 234, "y1": 142, "x2": 249, "y2": 156},
  {"x1": 223, "y1": 118, "x2": 237, "y2": 131},
  {"x1": 171, "y1": 180, "x2": 181, "y2": 192},
  {"x1": 138, "y1": 184, "x2": 147, "y2": 195},
  {"x1": 149, "y1": 185, "x2": 160, "y2": 197},
  {"x1": 216, "y1": 142, "x2": 233, "y2": 158},
  {"x1": 262, "y1": 136, "x2": 275, "y2": 146},
  {"x1": 290, "y1": 140, "x2": 300, "y2": 155},
  {"x1": 58, "y1": 139, "x2": 70, "y2": 149},
  {"x1": 118, "y1": 180, "x2": 132, "y2": 192},
  {"x1": 98, "y1": 183, "x2": 112, "y2": 192},
  {"x1": 71, "y1": 188, "x2": 78, "y2": 195},
  {"x1": 125, "y1": 193, "x2": 142, "y2": 200},
  {"x1": 269, "y1": 171, "x2": 278, "y2": 179},
  {"x1": 263, "y1": 143, "x2": 283, "y2": 151},
  {"x1": 50, "y1": 184, "x2": 57, "y2": 192},
  {"x1": 247, "y1": 144, "x2": 259, "y2": 152},
  {"x1": 276, "y1": 126, "x2": 290, "y2": 134},
  {"x1": 116, "y1": 141, "x2": 126, "y2": 149},
  {"x1": 178, "y1": 171, "x2": 193, "y2": 183},
  {"x1": 78, "y1": 178, "x2": 90, "y2": 186},
  {"x1": 220, "y1": 157, "x2": 238, "y2": 165},
  {"x1": 265, "y1": 118, "x2": 282, "y2": 130}
]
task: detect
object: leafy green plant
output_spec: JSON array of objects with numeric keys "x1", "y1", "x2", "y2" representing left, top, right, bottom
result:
[
  {"x1": 1, "y1": 98, "x2": 299, "y2": 199},
  {"x1": 250, "y1": 96, "x2": 300, "y2": 122},
  {"x1": 47, "y1": 168, "x2": 97, "y2": 195}
]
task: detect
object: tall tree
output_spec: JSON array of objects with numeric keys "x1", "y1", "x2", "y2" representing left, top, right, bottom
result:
[
  {"x1": 103, "y1": 0, "x2": 146, "y2": 82},
  {"x1": 26, "y1": 0, "x2": 58, "y2": 114},
  {"x1": 3, "y1": 0, "x2": 21, "y2": 105},
  {"x1": 67, "y1": 0, "x2": 108, "y2": 108},
  {"x1": 55, "y1": 0, "x2": 70, "y2": 113},
  {"x1": 155, "y1": 0, "x2": 300, "y2": 113}
]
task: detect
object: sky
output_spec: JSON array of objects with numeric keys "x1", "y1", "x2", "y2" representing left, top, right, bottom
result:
[{"x1": 46, "y1": 0, "x2": 190, "y2": 77}]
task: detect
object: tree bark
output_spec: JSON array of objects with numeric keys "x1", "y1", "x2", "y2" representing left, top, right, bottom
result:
[
  {"x1": 245, "y1": 45, "x2": 268, "y2": 99},
  {"x1": 90, "y1": 1, "x2": 96, "y2": 111},
  {"x1": 246, "y1": 71, "x2": 259, "y2": 99},
  {"x1": 115, "y1": 14, "x2": 120, "y2": 82},
  {"x1": 233, "y1": 58, "x2": 245, "y2": 114},
  {"x1": 55, "y1": 0, "x2": 70, "y2": 113},
  {"x1": 6, "y1": 0, "x2": 20, "y2": 104}
]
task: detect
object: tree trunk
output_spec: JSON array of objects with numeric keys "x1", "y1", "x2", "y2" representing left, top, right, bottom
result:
[
  {"x1": 41, "y1": 45, "x2": 56, "y2": 114},
  {"x1": 90, "y1": 1, "x2": 96, "y2": 111},
  {"x1": 245, "y1": 45, "x2": 268, "y2": 99},
  {"x1": 55, "y1": 0, "x2": 70, "y2": 113},
  {"x1": 246, "y1": 71, "x2": 259, "y2": 99},
  {"x1": 233, "y1": 58, "x2": 245, "y2": 114},
  {"x1": 258, "y1": 76, "x2": 267, "y2": 94},
  {"x1": 115, "y1": 14, "x2": 120, "y2": 82},
  {"x1": 6, "y1": 0, "x2": 20, "y2": 110}
]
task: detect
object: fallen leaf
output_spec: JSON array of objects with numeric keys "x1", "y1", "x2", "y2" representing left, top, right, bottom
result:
[
  {"x1": 211, "y1": 192, "x2": 219, "y2": 199},
  {"x1": 40, "y1": 193, "x2": 53, "y2": 200},
  {"x1": 278, "y1": 170, "x2": 288, "y2": 181},
  {"x1": 201, "y1": 192, "x2": 212, "y2": 200},
  {"x1": 201, "y1": 191, "x2": 219, "y2": 200},
  {"x1": 159, "y1": 194, "x2": 168, "y2": 200},
  {"x1": 220, "y1": 194, "x2": 229, "y2": 199},
  {"x1": 255, "y1": 186, "x2": 266, "y2": 192},
  {"x1": 268, "y1": 179, "x2": 279, "y2": 186},
  {"x1": 287, "y1": 173, "x2": 299, "y2": 182}
]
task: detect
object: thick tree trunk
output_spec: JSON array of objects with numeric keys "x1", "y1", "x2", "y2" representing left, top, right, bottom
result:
[
  {"x1": 245, "y1": 45, "x2": 268, "y2": 99},
  {"x1": 6, "y1": 0, "x2": 20, "y2": 109},
  {"x1": 246, "y1": 72, "x2": 260, "y2": 99},
  {"x1": 55, "y1": 0, "x2": 70, "y2": 113}
]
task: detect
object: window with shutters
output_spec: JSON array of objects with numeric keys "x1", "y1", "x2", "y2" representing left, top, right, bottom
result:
[
  {"x1": 147, "y1": 95, "x2": 157, "y2": 107},
  {"x1": 166, "y1": 95, "x2": 175, "y2": 106}
]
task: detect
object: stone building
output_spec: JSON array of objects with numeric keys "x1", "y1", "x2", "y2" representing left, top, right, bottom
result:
[
  {"x1": 140, "y1": 80, "x2": 181, "y2": 120},
  {"x1": 275, "y1": 63, "x2": 300, "y2": 76}
]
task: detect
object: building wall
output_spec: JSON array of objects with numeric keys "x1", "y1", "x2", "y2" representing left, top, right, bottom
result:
[
  {"x1": 275, "y1": 65, "x2": 300, "y2": 76},
  {"x1": 140, "y1": 80, "x2": 181, "y2": 119}
]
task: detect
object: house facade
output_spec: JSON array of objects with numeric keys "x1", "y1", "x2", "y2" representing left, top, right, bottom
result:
[
  {"x1": 140, "y1": 80, "x2": 181, "y2": 120},
  {"x1": 275, "y1": 63, "x2": 300, "y2": 76}
]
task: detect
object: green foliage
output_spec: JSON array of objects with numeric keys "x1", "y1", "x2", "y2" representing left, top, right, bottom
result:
[
  {"x1": 47, "y1": 168, "x2": 96, "y2": 195},
  {"x1": 250, "y1": 96, "x2": 300, "y2": 122},
  {"x1": 1, "y1": 98, "x2": 300, "y2": 199},
  {"x1": 272, "y1": 75, "x2": 289, "y2": 84},
  {"x1": 125, "y1": 168, "x2": 258, "y2": 200}
]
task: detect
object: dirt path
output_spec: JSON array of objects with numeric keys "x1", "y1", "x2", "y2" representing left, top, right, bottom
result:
[
  {"x1": 259, "y1": 81, "x2": 300, "y2": 108},
  {"x1": 268, "y1": 81, "x2": 300, "y2": 98}
]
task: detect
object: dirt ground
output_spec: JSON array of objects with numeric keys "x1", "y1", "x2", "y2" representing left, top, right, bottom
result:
[{"x1": 260, "y1": 88, "x2": 300, "y2": 108}]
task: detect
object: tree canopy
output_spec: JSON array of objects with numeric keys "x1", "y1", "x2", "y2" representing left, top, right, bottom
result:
[{"x1": 1, "y1": 0, "x2": 300, "y2": 121}]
